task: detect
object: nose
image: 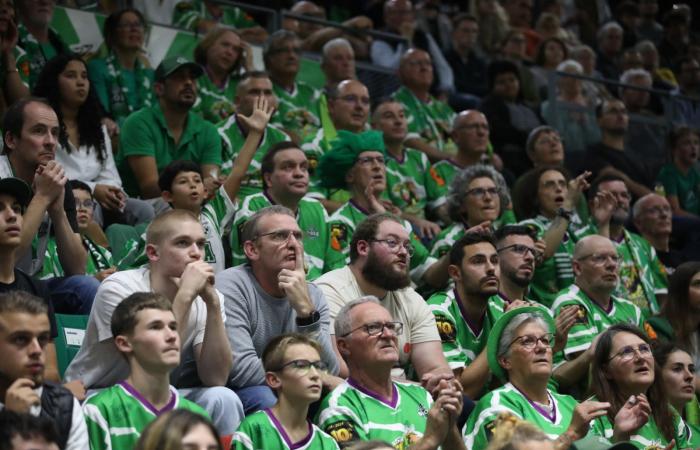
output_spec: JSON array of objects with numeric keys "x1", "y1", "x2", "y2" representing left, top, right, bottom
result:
[
  {"x1": 189, "y1": 243, "x2": 202, "y2": 259},
  {"x1": 28, "y1": 337, "x2": 43, "y2": 355}
]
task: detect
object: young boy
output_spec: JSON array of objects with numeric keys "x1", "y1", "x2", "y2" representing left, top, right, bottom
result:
[
  {"x1": 233, "y1": 333, "x2": 339, "y2": 450},
  {"x1": 83, "y1": 292, "x2": 208, "y2": 450}
]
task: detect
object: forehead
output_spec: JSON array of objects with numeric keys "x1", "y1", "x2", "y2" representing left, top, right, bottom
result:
[
  {"x1": 376, "y1": 219, "x2": 408, "y2": 239},
  {"x1": 611, "y1": 331, "x2": 645, "y2": 350},
  {"x1": 242, "y1": 76, "x2": 273, "y2": 92},
  {"x1": 463, "y1": 241, "x2": 497, "y2": 259},
  {"x1": 641, "y1": 195, "x2": 669, "y2": 209},
  {"x1": 258, "y1": 213, "x2": 299, "y2": 231},
  {"x1": 500, "y1": 233, "x2": 534, "y2": 247},
  {"x1": 0, "y1": 192, "x2": 19, "y2": 205},
  {"x1": 351, "y1": 302, "x2": 392, "y2": 324},
  {"x1": 535, "y1": 130, "x2": 559, "y2": 143},
  {"x1": 539, "y1": 170, "x2": 565, "y2": 182},
  {"x1": 71, "y1": 188, "x2": 91, "y2": 199},
  {"x1": 598, "y1": 180, "x2": 628, "y2": 193},
  {"x1": 456, "y1": 19, "x2": 478, "y2": 30},
  {"x1": 376, "y1": 101, "x2": 404, "y2": 115},
  {"x1": 134, "y1": 307, "x2": 175, "y2": 326},
  {"x1": 405, "y1": 50, "x2": 430, "y2": 63},
  {"x1": 581, "y1": 237, "x2": 616, "y2": 255},
  {"x1": 22, "y1": 102, "x2": 59, "y2": 129},
  {"x1": 119, "y1": 11, "x2": 141, "y2": 23},
  {"x1": 328, "y1": 45, "x2": 353, "y2": 57},
  {"x1": 468, "y1": 176, "x2": 496, "y2": 188},
  {"x1": 0, "y1": 311, "x2": 50, "y2": 334},
  {"x1": 62, "y1": 59, "x2": 86, "y2": 71},
  {"x1": 216, "y1": 30, "x2": 240, "y2": 44},
  {"x1": 271, "y1": 37, "x2": 300, "y2": 50},
  {"x1": 602, "y1": 100, "x2": 626, "y2": 112},
  {"x1": 273, "y1": 148, "x2": 306, "y2": 165},
  {"x1": 283, "y1": 343, "x2": 320, "y2": 361},
  {"x1": 515, "y1": 320, "x2": 548, "y2": 336},
  {"x1": 456, "y1": 111, "x2": 487, "y2": 126},
  {"x1": 164, "y1": 218, "x2": 205, "y2": 239},
  {"x1": 338, "y1": 81, "x2": 368, "y2": 96},
  {"x1": 665, "y1": 350, "x2": 692, "y2": 366}
]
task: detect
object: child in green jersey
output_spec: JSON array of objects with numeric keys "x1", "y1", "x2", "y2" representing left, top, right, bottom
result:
[
  {"x1": 83, "y1": 292, "x2": 208, "y2": 450},
  {"x1": 233, "y1": 333, "x2": 339, "y2": 450}
]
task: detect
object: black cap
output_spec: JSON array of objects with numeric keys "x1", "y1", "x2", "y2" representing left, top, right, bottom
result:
[{"x1": 0, "y1": 177, "x2": 32, "y2": 208}]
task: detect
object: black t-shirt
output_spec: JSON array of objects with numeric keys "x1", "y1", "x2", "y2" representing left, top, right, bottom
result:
[
  {"x1": 582, "y1": 142, "x2": 657, "y2": 190},
  {"x1": 0, "y1": 269, "x2": 58, "y2": 338}
]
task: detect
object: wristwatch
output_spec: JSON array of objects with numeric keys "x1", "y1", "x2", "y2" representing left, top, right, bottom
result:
[
  {"x1": 296, "y1": 309, "x2": 320, "y2": 326},
  {"x1": 556, "y1": 207, "x2": 573, "y2": 221}
]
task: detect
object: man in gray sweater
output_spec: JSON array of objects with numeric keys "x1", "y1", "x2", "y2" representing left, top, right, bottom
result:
[{"x1": 215, "y1": 205, "x2": 339, "y2": 414}]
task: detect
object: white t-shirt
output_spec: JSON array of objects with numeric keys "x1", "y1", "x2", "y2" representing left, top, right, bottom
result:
[{"x1": 65, "y1": 267, "x2": 226, "y2": 388}]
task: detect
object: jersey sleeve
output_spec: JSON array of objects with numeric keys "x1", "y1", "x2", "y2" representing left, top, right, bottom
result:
[
  {"x1": 82, "y1": 399, "x2": 110, "y2": 450},
  {"x1": 428, "y1": 298, "x2": 464, "y2": 369}
]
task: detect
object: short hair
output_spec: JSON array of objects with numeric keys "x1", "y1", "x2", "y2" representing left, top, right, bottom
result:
[
  {"x1": 0, "y1": 292, "x2": 48, "y2": 327},
  {"x1": 0, "y1": 410, "x2": 59, "y2": 450},
  {"x1": 371, "y1": 97, "x2": 402, "y2": 122},
  {"x1": 498, "y1": 312, "x2": 549, "y2": 358},
  {"x1": 556, "y1": 59, "x2": 583, "y2": 74},
  {"x1": 349, "y1": 213, "x2": 403, "y2": 263},
  {"x1": 158, "y1": 160, "x2": 203, "y2": 193},
  {"x1": 334, "y1": 296, "x2": 381, "y2": 337},
  {"x1": 595, "y1": 98, "x2": 625, "y2": 118},
  {"x1": 103, "y1": 8, "x2": 146, "y2": 50},
  {"x1": 194, "y1": 27, "x2": 243, "y2": 74},
  {"x1": 632, "y1": 193, "x2": 665, "y2": 219},
  {"x1": 262, "y1": 333, "x2": 322, "y2": 372},
  {"x1": 135, "y1": 410, "x2": 222, "y2": 450},
  {"x1": 597, "y1": 21, "x2": 623, "y2": 42},
  {"x1": 68, "y1": 179, "x2": 93, "y2": 198},
  {"x1": 145, "y1": 209, "x2": 200, "y2": 245},
  {"x1": 235, "y1": 70, "x2": 272, "y2": 96},
  {"x1": 452, "y1": 13, "x2": 478, "y2": 29},
  {"x1": 635, "y1": 39, "x2": 656, "y2": 54},
  {"x1": 240, "y1": 205, "x2": 295, "y2": 244},
  {"x1": 261, "y1": 141, "x2": 304, "y2": 182},
  {"x1": 570, "y1": 44, "x2": 594, "y2": 60},
  {"x1": 111, "y1": 292, "x2": 173, "y2": 338},
  {"x1": 321, "y1": 38, "x2": 354, "y2": 65},
  {"x1": 447, "y1": 164, "x2": 509, "y2": 223},
  {"x1": 448, "y1": 231, "x2": 496, "y2": 266},
  {"x1": 525, "y1": 125, "x2": 558, "y2": 156},
  {"x1": 263, "y1": 30, "x2": 299, "y2": 62},
  {"x1": 494, "y1": 225, "x2": 537, "y2": 246},
  {"x1": 2, "y1": 97, "x2": 53, "y2": 151},
  {"x1": 588, "y1": 173, "x2": 627, "y2": 201},
  {"x1": 619, "y1": 68, "x2": 652, "y2": 92}
]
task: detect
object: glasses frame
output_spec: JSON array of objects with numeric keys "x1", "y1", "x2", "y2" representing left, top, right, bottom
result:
[
  {"x1": 253, "y1": 229, "x2": 304, "y2": 243},
  {"x1": 339, "y1": 321, "x2": 404, "y2": 338},
  {"x1": 607, "y1": 343, "x2": 653, "y2": 362},
  {"x1": 272, "y1": 359, "x2": 329, "y2": 375},
  {"x1": 370, "y1": 238, "x2": 415, "y2": 256}
]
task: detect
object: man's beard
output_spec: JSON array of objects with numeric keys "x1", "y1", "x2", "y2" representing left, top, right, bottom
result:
[
  {"x1": 362, "y1": 250, "x2": 411, "y2": 291},
  {"x1": 504, "y1": 267, "x2": 532, "y2": 289},
  {"x1": 610, "y1": 208, "x2": 629, "y2": 226}
]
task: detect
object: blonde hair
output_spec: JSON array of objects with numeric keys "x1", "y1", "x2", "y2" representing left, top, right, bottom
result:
[
  {"x1": 486, "y1": 413, "x2": 553, "y2": 450},
  {"x1": 146, "y1": 210, "x2": 200, "y2": 245},
  {"x1": 135, "y1": 410, "x2": 221, "y2": 450},
  {"x1": 194, "y1": 27, "x2": 244, "y2": 74}
]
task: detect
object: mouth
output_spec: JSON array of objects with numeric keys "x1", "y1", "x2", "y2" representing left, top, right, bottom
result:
[
  {"x1": 602, "y1": 274, "x2": 617, "y2": 281},
  {"x1": 482, "y1": 276, "x2": 498, "y2": 286},
  {"x1": 682, "y1": 385, "x2": 694, "y2": 393},
  {"x1": 634, "y1": 366, "x2": 651, "y2": 374},
  {"x1": 533, "y1": 357, "x2": 549, "y2": 364},
  {"x1": 519, "y1": 264, "x2": 533, "y2": 274},
  {"x1": 26, "y1": 363, "x2": 44, "y2": 373},
  {"x1": 554, "y1": 195, "x2": 565, "y2": 204},
  {"x1": 308, "y1": 384, "x2": 321, "y2": 391}
]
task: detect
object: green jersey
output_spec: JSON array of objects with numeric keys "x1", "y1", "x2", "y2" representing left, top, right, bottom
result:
[
  {"x1": 463, "y1": 383, "x2": 579, "y2": 450},
  {"x1": 429, "y1": 211, "x2": 518, "y2": 259},
  {"x1": 325, "y1": 200, "x2": 436, "y2": 281},
  {"x1": 217, "y1": 115, "x2": 290, "y2": 199},
  {"x1": 657, "y1": 163, "x2": 700, "y2": 215},
  {"x1": 17, "y1": 24, "x2": 68, "y2": 89},
  {"x1": 316, "y1": 380, "x2": 432, "y2": 448},
  {"x1": 41, "y1": 235, "x2": 113, "y2": 279},
  {"x1": 551, "y1": 284, "x2": 644, "y2": 360},
  {"x1": 392, "y1": 86, "x2": 456, "y2": 154},
  {"x1": 230, "y1": 192, "x2": 329, "y2": 280},
  {"x1": 194, "y1": 73, "x2": 238, "y2": 124},
  {"x1": 385, "y1": 147, "x2": 442, "y2": 218},
  {"x1": 271, "y1": 82, "x2": 321, "y2": 142},
  {"x1": 173, "y1": 0, "x2": 259, "y2": 30},
  {"x1": 234, "y1": 409, "x2": 339, "y2": 450},
  {"x1": 0, "y1": 46, "x2": 30, "y2": 89},
  {"x1": 425, "y1": 159, "x2": 461, "y2": 210},
  {"x1": 83, "y1": 381, "x2": 207, "y2": 450}
]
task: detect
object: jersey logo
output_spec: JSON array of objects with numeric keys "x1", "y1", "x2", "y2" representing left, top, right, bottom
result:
[
  {"x1": 429, "y1": 166, "x2": 445, "y2": 187},
  {"x1": 325, "y1": 420, "x2": 356, "y2": 443},
  {"x1": 435, "y1": 316, "x2": 456, "y2": 342},
  {"x1": 418, "y1": 403, "x2": 428, "y2": 417},
  {"x1": 330, "y1": 223, "x2": 347, "y2": 251},
  {"x1": 394, "y1": 431, "x2": 421, "y2": 450},
  {"x1": 574, "y1": 306, "x2": 588, "y2": 325}
]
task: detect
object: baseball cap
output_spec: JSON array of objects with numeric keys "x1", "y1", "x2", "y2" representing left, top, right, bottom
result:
[
  {"x1": 154, "y1": 56, "x2": 204, "y2": 81},
  {"x1": 0, "y1": 177, "x2": 32, "y2": 208}
]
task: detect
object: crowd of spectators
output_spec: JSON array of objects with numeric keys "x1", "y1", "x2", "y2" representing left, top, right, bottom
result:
[{"x1": 1, "y1": 0, "x2": 700, "y2": 449}]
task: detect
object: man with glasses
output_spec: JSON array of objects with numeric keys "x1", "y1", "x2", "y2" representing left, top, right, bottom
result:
[
  {"x1": 551, "y1": 235, "x2": 645, "y2": 390},
  {"x1": 216, "y1": 205, "x2": 339, "y2": 414},
  {"x1": 316, "y1": 296, "x2": 466, "y2": 449},
  {"x1": 633, "y1": 193, "x2": 685, "y2": 271}
]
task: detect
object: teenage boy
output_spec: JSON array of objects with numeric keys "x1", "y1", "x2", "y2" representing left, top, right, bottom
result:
[
  {"x1": 233, "y1": 333, "x2": 340, "y2": 450},
  {"x1": 83, "y1": 292, "x2": 207, "y2": 450}
]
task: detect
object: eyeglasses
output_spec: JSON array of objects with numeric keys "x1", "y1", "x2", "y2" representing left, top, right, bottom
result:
[
  {"x1": 356, "y1": 155, "x2": 385, "y2": 166},
  {"x1": 340, "y1": 321, "x2": 404, "y2": 338},
  {"x1": 370, "y1": 238, "x2": 415, "y2": 256},
  {"x1": 253, "y1": 229, "x2": 304, "y2": 243},
  {"x1": 466, "y1": 187, "x2": 498, "y2": 198},
  {"x1": 274, "y1": 359, "x2": 328, "y2": 375},
  {"x1": 608, "y1": 344, "x2": 652, "y2": 362},
  {"x1": 577, "y1": 253, "x2": 621, "y2": 266},
  {"x1": 497, "y1": 244, "x2": 542, "y2": 259},
  {"x1": 509, "y1": 333, "x2": 554, "y2": 351},
  {"x1": 338, "y1": 94, "x2": 370, "y2": 106},
  {"x1": 76, "y1": 199, "x2": 96, "y2": 210}
]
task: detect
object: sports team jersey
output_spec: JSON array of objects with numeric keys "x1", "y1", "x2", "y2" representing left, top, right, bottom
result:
[
  {"x1": 194, "y1": 74, "x2": 237, "y2": 124},
  {"x1": 430, "y1": 211, "x2": 518, "y2": 259},
  {"x1": 463, "y1": 383, "x2": 579, "y2": 450},
  {"x1": 230, "y1": 192, "x2": 329, "y2": 280},
  {"x1": 325, "y1": 200, "x2": 436, "y2": 281},
  {"x1": 83, "y1": 381, "x2": 207, "y2": 450},
  {"x1": 385, "y1": 147, "x2": 442, "y2": 218},
  {"x1": 392, "y1": 86, "x2": 456, "y2": 154},
  {"x1": 301, "y1": 126, "x2": 332, "y2": 178},
  {"x1": 425, "y1": 159, "x2": 460, "y2": 210},
  {"x1": 173, "y1": 0, "x2": 259, "y2": 30},
  {"x1": 117, "y1": 188, "x2": 236, "y2": 273},
  {"x1": 41, "y1": 235, "x2": 113, "y2": 278},
  {"x1": 1, "y1": 47, "x2": 29, "y2": 89},
  {"x1": 551, "y1": 284, "x2": 644, "y2": 360},
  {"x1": 17, "y1": 23, "x2": 67, "y2": 89},
  {"x1": 271, "y1": 82, "x2": 321, "y2": 142},
  {"x1": 587, "y1": 396, "x2": 690, "y2": 449},
  {"x1": 234, "y1": 409, "x2": 339, "y2": 450},
  {"x1": 316, "y1": 379, "x2": 432, "y2": 448},
  {"x1": 217, "y1": 116, "x2": 290, "y2": 198}
]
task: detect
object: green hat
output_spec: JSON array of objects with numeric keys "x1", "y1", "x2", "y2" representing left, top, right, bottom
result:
[
  {"x1": 0, "y1": 177, "x2": 32, "y2": 208},
  {"x1": 570, "y1": 436, "x2": 637, "y2": 450},
  {"x1": 315, "y1": 130, "x2": 386, "y2": 190},
  {"x1": 486, "y1": 306, "x2": 555, "y2": 382},
  {"x1": 155, "y1": 56, "x2": 203, "y2": 81}
]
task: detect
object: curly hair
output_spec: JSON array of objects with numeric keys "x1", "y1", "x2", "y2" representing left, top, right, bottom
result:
[{"x1": 447, "y1": 164, "x2": 510, "y2": 224}]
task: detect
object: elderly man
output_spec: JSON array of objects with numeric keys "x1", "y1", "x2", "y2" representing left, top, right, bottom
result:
[
  {"x1": 551, "y1": 235, "x2": 645, "y2": 390},
  {"x1": 596, "y1": 21, "x2": 625, "y2": 81},
  {"x1": 317, "y1": 38, "x2": 357, "y2": 141},
  {"x1": 633, "y1": 193, "x2": 684, "y2": 272},
  {"x1": 216, "y1": 206, "x2": 338, "y2": 413},
  {"x1": 316, "y1": 297, "x2": 466, "y2": 449}
]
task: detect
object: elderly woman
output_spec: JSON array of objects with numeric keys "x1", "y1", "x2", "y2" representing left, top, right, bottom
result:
[
  {"x1": 430, "y1": 164, "x2": 515, "y2": 258},
  {"x1": 464, "y1": 307, "x2": 610, "y2": 450},
  {"x1": 588, "y1": 324, "x2": 692, "y2": 448}
]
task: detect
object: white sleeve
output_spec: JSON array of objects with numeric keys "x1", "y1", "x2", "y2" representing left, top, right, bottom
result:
[
  {"x1": 93, "y1": 125, "x2": 123, "y2": 188},
  {"x1": 64, "y1": 398, "x2": 89, "y2": 450}
]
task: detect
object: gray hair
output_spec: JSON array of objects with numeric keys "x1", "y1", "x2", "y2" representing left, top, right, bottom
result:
[
  {"x1": 497, "y1": 313, "x2": 550, "y2": 358},
  {"x1": 321, "y1": 38, "x2": 354, "y2": 64},
  {"x1": 447, "y1": 164, "x2": 510, "y2": 223},
  {"x1": 526, "y1": 125, "x2": 558, "y2": 156},
  {"x1": 632, "y1": 193, "x2": 666, "y2": 219},
  {"x1": 240, "y1": 205, "x2": 295, "y2": 244},
  {"x1": 635, "y1": 39, "x2": 656, "y2": 54},
  {"x1": 334, "y1": 296, "x2": 381, "y2": 337},
  {"x1": 263, "y1": 30, "x2": 299, "y2": 60},
  {"x1": 556, "y1": 59, "x2": 583, "y2": 74},
  {"x1": 620, "y1": 68, "x2": 652, "y2": 86},
  {"x1": 597, "y1": 21, "x2": 623, "y2": 42}
]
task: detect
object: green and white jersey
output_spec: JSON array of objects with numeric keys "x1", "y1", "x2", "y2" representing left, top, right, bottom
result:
[
  {"x1": 325, "y1": 200, "x2": 436, "y2": 282},
  {"x1": 0, "y1": 46, "x2": 29, "y2": 89},
  {"x1": 271, "y1": 82, "x2": 321, "y2": 142},
  {"x1": 41, "y1": 235, "x2": 113, "y2": 279},
  {"x1": 587, "y1": 396, "x2": 690, "y2": 449},
  {"x1": 425, "y1": 159, "x2": 461, "y2": 210},
  {"x1": 17, "y1": 24, "x2": 68, "y2": 89},
  {"x1": 230, "y1": 192, "x2": 329, "y2": 280},
  {"x1": 234, "y1": 409, "x2": 339, "y2": 450},
  {"x1": 551, "y1": 284, "x2": 644, "y2": 360},
  {"x1": 83, "y1": 381, "x2": 207, "y2": 450},
  {"x1": 217, "y1": 115, "x2": 290, "y2": 199},
  {"x1": 392, "y1": 86, "x2": 456, "y2": 154},
  {"x1": 301, "y1": 126, "x2": 333, "y2": 178},
  {"x1": 463, "y1": 383, "x2": 579, "y2": 450},
  {"x1": 316, "y1": 379, "x2": 432, "y2": 448},
  {"x1": 117, "y1": 188, "x2": 236, "y2": 273},
  {"x1": 519, "y1": 215, "x2": 588, "y2": 308},
  {"x1": 194, "y1": 74, "x2": 238, "y2": 124},
  {"x1": 429, "y1": 211, "x2": 518, "y2": 259},
  {"x1": 173, "y1": 0, "x2": 259, "y2": 30},
  {"x1": 385, "y1": 147, "x2": 441, "y2": 218}
]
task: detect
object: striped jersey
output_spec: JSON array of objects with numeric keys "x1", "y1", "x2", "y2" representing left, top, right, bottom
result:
[{"x1": 234, "y1": 409, "x2": 339, "y2": 450}]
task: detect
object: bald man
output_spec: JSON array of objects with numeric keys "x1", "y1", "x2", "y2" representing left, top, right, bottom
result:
[
  {"x1": 633, "y1": 194, "x2": 685, "y2": 271},
  {"x1": 551, "y1": 235, "x2": 645, "y2": 390}
]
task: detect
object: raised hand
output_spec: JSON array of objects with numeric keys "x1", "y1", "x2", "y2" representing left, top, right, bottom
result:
[
  {"x1": 553, "y1": 305, "x2": 579, "y2": 354},
  {"x1": 613, "y1": 395, "x2": 651, "y2": 442},
  {"x1": 566, "y1": 399, "x2": 611, "y2": 440},
  {"x1": 237, "y1": 95, "x2": 274, "y2": 134},
  {"x1": 365, "y1": 180, "x2": 386, "y2": 214},
  {"x1": 172, "y1": 260, "x2": 215, "y2": 303},
  {"x1": 592, "y1": 190, "x2": 617, "y2": 227},
  {"x1": 0, "y1": 18, "x2": 18, "y2": 54},
  {"x1": 564, "y1": 171, "x2": 591, "y2": 210},
  {"x1": 33, "y1": 161, "x2": 66, "y2": 205},
  {"x1": 5, "y1": 379, "x2": 40, "y2": 413},
  {"x1": 278, "y1": 238, "x2": 314, "y2": 316}
]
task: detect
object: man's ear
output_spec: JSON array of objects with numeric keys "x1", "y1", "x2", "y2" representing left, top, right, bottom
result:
[
  {"x1": 114, "y1": 334, "x2": 132, "y2": 354},
  {"x1": 146, "y1": 243, "x2": 159, "y2": 262},
  {"x1": 447, "y1": 264, "x2": 461, "y2": 283},
  {"x1": 161, "y1": 190, "x2": 172, "y2": 204},
  {"x1": 355, "y1": 239, "x2": 370, "y2": 258},
  {"x1": 336, "y1": 337, "x2": 350, "y2": 359},
  {"x1": 3, "y1": 131, "x2": 16, "y2": 152},
  {"x1": 243, "y1": 240, "x2": 259, "y2": 261}
]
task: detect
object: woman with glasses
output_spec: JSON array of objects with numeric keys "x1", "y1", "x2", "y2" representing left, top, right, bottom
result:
[
  {"x1": 464, "y1": 307, "x2": 610, "y2": 450},
  {"x1": 588, "y1": 323, "x2": 691, "y2": 449},
  {"x1": 233, "y1": 333, "x2": 339, "y2": 449}
]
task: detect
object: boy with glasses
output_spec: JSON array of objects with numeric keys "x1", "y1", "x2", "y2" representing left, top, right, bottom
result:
[{"x1": 233, "y1": 333, "x2": 339, "y2": 450}]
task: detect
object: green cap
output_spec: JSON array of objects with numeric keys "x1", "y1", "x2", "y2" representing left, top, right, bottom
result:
[
  {"x1": 0, "y1": 177, "x2": 33, "y2": 208},
  {"x1": 155, "y1": 56, "x2": 203, "y2": 81},
  {"x1": 486, "y1": 306, "x2": 555, "y2": 382},
  {"x1": 315, "y1": 130, "x2": 386, "y2": 190},
  {"x1": 570, "y1": 436, "x2": 637, "y2": 450}
]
